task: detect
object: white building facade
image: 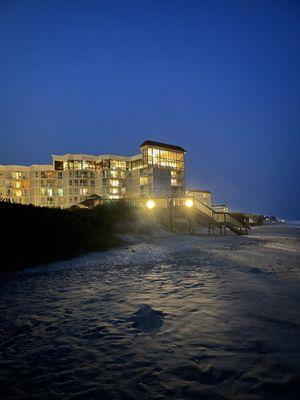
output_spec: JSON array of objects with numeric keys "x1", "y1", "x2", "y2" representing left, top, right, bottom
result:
[{"x1": 0, "y1": 141, "x2": 186, "y2": 208}]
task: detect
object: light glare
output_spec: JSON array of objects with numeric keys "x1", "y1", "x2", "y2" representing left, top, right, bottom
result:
[
  {"x1": 146, "y1": 200, "x2": 156, "y2": 209},
  {"x1": 185, "y1": 199, "x2": 194, "y2": 208}
]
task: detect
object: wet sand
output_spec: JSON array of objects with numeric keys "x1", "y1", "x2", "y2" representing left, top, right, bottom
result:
[{"x1": 0, "y1": 223, "x2": 300, "y2": 399}]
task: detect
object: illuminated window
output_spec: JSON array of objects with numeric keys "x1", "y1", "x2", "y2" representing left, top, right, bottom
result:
[
  {"x1": 109, "y1": 179, "x2": 120, "y2": 187},
  {"x1": 12, "y1": 172, "x2": 22, "y2": 179},
  {"x1": 144, "y1": 147, "x2": 184, "y2": 170},
  {"x1": 73, "y1": 161, "x2": 81, "y2": 170},
  {"x1": 41, "y1": 188, "x2": 53, "y2": 196},
  {"x1": 110, "y1": 160, "x2": 126, "y2": 170},
  {"x1": 140, "y1": 177, "x2": 149, "y2": 185},
  {"x1": 15, "y1": 190, "x2": 22, "y2": 197},
  {"x1": 57, "y1": 188, "x2": 63, "y2": 196},
  {"x1": 82, "y1": 160, "x2": 89, "y2": 170},
  {"x1": 171, "y1": 179, "x2": 177, "y2": 186}
]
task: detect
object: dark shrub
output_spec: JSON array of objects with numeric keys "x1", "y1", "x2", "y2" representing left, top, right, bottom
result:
[{"x1": 0, "y1": 201, "x2": 137, "y2": 272}]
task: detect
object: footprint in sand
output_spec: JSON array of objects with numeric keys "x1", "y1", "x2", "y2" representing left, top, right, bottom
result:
[{"x1": 129, "y1": 304, "x2": 164, "y2": 332}]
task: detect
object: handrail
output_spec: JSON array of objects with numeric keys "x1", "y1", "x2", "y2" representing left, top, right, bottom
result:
[
  {"x1": 213, "y1": 212, "x2": 244, "y2": 228},
  {"x1": 189, "y1": 196, "x2": 214, "y2": 219},
  {"x1": 189, "y1": 196, "x2": 246, "y2": 230},
  {"x1": 226, "y1": 214, "x2": 245, "y2": 228}
]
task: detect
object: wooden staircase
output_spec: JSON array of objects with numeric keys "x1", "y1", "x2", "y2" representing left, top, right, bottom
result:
[{"x1": 189, "y1": 196, "x2": 248, "y2": 235}]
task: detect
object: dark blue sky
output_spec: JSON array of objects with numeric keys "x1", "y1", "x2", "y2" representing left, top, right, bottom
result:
[{"x1": 0, "y1": 0, "x2": 299, "y2": 219}]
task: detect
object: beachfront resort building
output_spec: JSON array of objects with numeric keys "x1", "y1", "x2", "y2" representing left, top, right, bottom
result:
[{"x1": 0, "y1": 141, "x2": 186, "y2": 208}]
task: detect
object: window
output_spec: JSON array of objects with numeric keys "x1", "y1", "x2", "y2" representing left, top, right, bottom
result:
[
  {"x1": 80, "y1": 188, "x2": 89, "y2": 195},
  {"x1": 82, "y1": 160, "x2": 96, "y2": 170},
  {"x1": 109, "y1": 179, "x2": 120, "y2": 187},
  {"x1": 144, "y1": 147, "x2": 184, "y2": 170},
  {"x1": 41, "y1": 188, "x2": 53, "y2": 196},
  {"x1": 54, "y1": 161, "x2": 63, "y2": 171},
  {"x1": 140, "y1": 177, "x2": 149, "y2": 185},
  {"x1": 110, "y1": 160, "x2": 126, "y2": 170}
]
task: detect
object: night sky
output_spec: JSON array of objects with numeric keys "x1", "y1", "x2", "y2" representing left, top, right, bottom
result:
[{"x1": 0, "y1": 0, "x2": 299, "y2": 219}]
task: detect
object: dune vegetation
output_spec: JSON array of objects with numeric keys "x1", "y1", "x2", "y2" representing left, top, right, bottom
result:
[{"x1": 0, "y1": 200, "x2": 145, "y2": 272}]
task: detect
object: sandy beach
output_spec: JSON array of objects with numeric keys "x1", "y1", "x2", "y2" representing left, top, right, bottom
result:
[{"x1": 0, "y1": 223, "x2": 299, "y2": 399}]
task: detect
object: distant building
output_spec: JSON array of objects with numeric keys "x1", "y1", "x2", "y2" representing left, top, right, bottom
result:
[
  {"x1": 212, "y1": 204, "x2": 229, "y2": 213},
  {"x1": 0, "y1": 140, "x2": 186, "y2": 208},
  {"x1": 186, "y1": 190, "x2": 211, "y2": 207}
]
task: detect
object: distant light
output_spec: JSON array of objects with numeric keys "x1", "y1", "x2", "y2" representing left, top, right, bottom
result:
[
  {"x1": 185, "y1": 199, "x2": 194, "y2": 208},
  {"x1": 146, "y1": 199, "x2": 156, "y2": 209}
]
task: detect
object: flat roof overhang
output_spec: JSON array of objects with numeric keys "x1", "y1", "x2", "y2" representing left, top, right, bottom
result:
[{"x1": 140, "y1": 140, "x2": 186, "y2": 153}]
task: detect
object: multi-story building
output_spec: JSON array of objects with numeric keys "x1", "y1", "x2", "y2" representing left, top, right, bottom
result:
[{"x1": 0, "y1": 140, "x2": 186, "y2": 208}]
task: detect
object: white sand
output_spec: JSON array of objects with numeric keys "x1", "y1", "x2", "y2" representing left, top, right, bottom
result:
[{"x1": 0, "y1": 223, "x2": 299, "y2": 399}]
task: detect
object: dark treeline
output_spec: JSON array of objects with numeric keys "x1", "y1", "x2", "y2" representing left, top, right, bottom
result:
[
  {"x1": 0, "y1": 201, "x2": 140, "y2": 272},
  {"x1": 230, "y1": 212, "x2": 264, "y2": 226}
]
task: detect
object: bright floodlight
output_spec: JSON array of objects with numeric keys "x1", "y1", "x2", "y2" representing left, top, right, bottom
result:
[
  {"x1": 146, "y1": 199, "x2": 156, "y2": 209},
  {"x1": 185, "y1": 198, "x2": 194, "y2": 208}
]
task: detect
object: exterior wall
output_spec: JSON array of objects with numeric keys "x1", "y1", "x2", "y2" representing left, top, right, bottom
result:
[
  {"x1": 126, "y1": 169, "x2": 141, "y2": 198},
  {"x1": 186, "y1": 190, "x2": 211, "y2": 207},
  {"x1": 30, "y1": 165, "x2": 64, "y2": 208},
  {"x1": 138, "y1": 143, "x2": 185, "y2": 198},
  {"x1": 0, "y1": 166, "x2": 31, "y2": 205},
  {"x1": 0, "y1": 141, "x2": 186, "y2": 208}
]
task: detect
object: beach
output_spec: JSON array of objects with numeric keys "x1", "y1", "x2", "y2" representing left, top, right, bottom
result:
[{"x1": 0, "y1": 223, "x2": 299, "y2": 399}]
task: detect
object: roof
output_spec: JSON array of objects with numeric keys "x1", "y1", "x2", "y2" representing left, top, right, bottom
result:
[
  {"x1": 140, "y1": 140, "x2": 186, "y2": 152},
  {"x1": 86, "y1": 194, "x2": 102, "y2": 199},
  {"x1": 187, "y1": 189, "x2": 211, "y2": 193}
]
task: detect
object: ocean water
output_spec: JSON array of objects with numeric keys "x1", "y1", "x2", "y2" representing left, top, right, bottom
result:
[{"x1": 0, "y1": 224, "x2": 299, "y2": 399}]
